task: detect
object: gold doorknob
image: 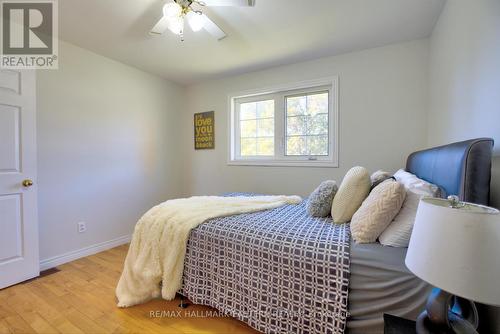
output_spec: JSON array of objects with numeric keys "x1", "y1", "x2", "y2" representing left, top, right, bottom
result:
[{"x1": 22, "y1": 179, "x2": 34, "y2": 187}]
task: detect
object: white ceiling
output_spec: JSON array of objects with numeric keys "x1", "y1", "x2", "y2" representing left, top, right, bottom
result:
[{"x1": 59, "y1": 0, "x2": 446, "y2": 85}]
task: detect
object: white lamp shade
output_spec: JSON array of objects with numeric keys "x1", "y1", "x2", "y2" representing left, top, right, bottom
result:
[{"x1": 405, "y1": 198, "x2": 500, "y2": 306}]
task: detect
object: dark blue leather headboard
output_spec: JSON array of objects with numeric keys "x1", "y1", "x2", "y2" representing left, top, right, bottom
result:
[{"x1": 406, "y1": 138, "x2": 494, "y2": 205}]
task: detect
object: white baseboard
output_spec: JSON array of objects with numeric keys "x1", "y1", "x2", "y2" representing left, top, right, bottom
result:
[{"x1": 39, "y1": 235, "x2": 131, "y2": 271}]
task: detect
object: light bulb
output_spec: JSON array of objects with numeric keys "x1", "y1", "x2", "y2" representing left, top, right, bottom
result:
[
  {"x1": 163, "y1": 2, "x2": 182, "y2": 17},
  {"x1": 187, "y1": 12, "x2": 206, "y2": 32},
  {"x1": 167, "y1": 16, "x2": 184, "y2": 35}
]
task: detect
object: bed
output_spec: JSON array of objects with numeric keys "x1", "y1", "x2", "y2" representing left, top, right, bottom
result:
[{"x1": 180, "y1": 138, "x2": 494, "y2": 334}]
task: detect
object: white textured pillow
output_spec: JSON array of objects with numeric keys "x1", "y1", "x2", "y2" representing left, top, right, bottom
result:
[
  {"x1": 379, "y1": 169, "x2": 440, "y2": 247},
  {"x1": 351, "y1": 180, "x2": 406, "y2": 243},
  {"x1": 393, "y1": 169, "x2": 442, "y2": 197},
  {"x1": 331, "y1": 166, "x2": 371, "y2": 224}
]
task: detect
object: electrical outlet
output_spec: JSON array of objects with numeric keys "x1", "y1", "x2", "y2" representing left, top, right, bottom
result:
[{"x1": 77, "y1": 222, "x2": 87, "y2": 233}]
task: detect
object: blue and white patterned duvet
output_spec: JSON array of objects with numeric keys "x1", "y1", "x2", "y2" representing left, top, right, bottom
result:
[{"x1": 181, "y1": 194, "x2": 351, "y2": 334}]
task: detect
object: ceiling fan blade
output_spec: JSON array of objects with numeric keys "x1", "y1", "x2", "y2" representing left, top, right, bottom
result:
[
  {"x1": 150, "y1": 16, "x2": 169, "y2": 35},
  {"x1": 199, "y1": 0, "x2": 255, "y2": 7},
  {"x1": 202, "y1": 14, "x2": 227, "y2": 40}
]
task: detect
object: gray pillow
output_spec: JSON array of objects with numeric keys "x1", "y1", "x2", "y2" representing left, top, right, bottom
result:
[
  {"x1": 307, "y1": 180, "x2": 338, "y2": 217},
  {"x1": 370, "y1": 170, "x2": 393, "y2": 189}
]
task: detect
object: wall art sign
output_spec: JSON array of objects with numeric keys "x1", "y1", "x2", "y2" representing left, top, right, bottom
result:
[{"x1": 194, "y1": 111, "x2": 214, "y2": 150}]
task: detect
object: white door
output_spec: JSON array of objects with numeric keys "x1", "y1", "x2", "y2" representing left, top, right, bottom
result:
[{"x1": 0, "y1": 70, "x2": 38, "y2": 289}]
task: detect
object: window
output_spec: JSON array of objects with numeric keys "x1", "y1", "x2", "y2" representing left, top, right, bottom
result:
[
  {"x1": 239, "y1": 100, "x2": 274, "y2": 156},
  {"x1": 286, "y1": 92, "x2": 329, "y2": 156},
  {"x1": 229, "y1": 77, "x2": 338, "y2": 167}
]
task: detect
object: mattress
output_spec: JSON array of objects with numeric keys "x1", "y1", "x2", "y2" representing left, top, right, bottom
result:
[{"x1": 346, "y1": 241, "x2": 432, "y2": 334}]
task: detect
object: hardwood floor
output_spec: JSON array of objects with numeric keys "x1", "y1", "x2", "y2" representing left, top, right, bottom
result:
[{"x1": 0, "y1": 245, "x2": 259, "y2": 334}]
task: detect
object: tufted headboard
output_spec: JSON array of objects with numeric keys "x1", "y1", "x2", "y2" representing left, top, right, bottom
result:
[{"x1": 405, "y1": 138, "x2": 494, "y2": 205}]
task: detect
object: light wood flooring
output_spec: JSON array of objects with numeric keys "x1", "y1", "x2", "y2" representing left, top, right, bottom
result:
[{"x1": 0, "y1": 245, "x2": 259, "y2": 334}]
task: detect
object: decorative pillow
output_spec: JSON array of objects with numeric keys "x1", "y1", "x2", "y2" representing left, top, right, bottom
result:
[
  {"x1": 350, "y1": 179, "x2": 406, "y2": 243},
  {"x1": 370, "y1": 170, "x2": 393, "y2": 189},
  {"x1": 393, "y1": 169, "x2": 442, "y2": 197},
  {"x1": 306, "y1": 180, "x2": 338, "y2": 217},
  {"x1": 331, "y1": 166, "x2": 371, "y2": 224},
  {"x1": 379, "y1": 190, "x2": 422, "y2": 247},
  {"x1": 379, "y1": 170, "x2": 441, "y2": 247}
]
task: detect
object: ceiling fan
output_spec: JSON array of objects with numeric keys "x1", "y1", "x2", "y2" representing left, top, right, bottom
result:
[{"x1": 150, "y1": 0, "x2": 255, "y2": 41}]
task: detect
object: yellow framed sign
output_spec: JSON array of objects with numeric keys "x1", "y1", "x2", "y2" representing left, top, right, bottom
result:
[{"x1": 194, "y1": 111, "x2": 215, "y2": 150}]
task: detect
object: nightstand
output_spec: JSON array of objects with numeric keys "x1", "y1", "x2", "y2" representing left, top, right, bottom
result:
[{"x1": 384, "y1": 314, "x2": 417, "y2": 334}]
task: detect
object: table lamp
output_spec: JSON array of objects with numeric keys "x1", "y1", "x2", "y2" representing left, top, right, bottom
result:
[{"x1": 405, "y1": 196, "x2": 500, "y2": 334}]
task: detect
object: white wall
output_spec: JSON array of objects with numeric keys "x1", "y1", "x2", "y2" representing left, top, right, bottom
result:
[
  {"x1": 37, "y1": 40, "x2": 184, "y2": 262},
  {"x1": 180, "y1": 39, "x2": 429, "y2": 197},
  {"x1": 427, "y1": 0, "x2": 500, "y2": 209},
  {"x1": 427, "y1": 2, "x2": 500, "y2": 330}
]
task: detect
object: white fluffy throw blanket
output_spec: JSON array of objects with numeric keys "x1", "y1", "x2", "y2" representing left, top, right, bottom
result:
[{"x1": 116, "y1": 195, "x2": 301, "y2": 307}]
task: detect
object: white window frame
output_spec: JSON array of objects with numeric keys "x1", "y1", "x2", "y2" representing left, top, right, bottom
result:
[{"x1": 228, "y1": 76, "x2": 339, "y2": 167}]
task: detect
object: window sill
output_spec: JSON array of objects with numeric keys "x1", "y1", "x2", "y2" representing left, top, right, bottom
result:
[{"x1": 227, "y1": 160, "x2": 339, "y2": 168}]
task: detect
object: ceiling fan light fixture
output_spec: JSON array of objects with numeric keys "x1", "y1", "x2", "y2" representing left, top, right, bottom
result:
[
  {"x1": 167, "y1": 15, "x2": 184, "y2": 35},
  {"x1": 163, "y1": 2, "x2": 182, "y2": 17},
  {"x1": 151, "y1": 0, "x2": 236, "y2": 40},
  {"x1": 187, "y1": 12, "x2": 206, "y2": 32}
]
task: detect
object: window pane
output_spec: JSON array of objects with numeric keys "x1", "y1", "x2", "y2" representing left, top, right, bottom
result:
[
  {"x1": 286, "y1": 136, "x2": 307, "y2": 156},
  {"x1": 240, "y1": 102, "x2": 256, "y2": 120},
  {"x1": 286, "y1": 116, "x2": 307, "y2": 136},
  {"x1": 308, "y1": 114, "x2": 328, "y2": 135},
  {"x1": 307, "y1": 93, "x2": 328, "y2": 115},
  {"x1": 285, "y1": 91, "x2": 329, "y2": 156},
  {"x1": 286, "y1": 96, "x2": 307, "y2": 116},
  {"x1": 256, "y1": 100, "x2": 274, "y2": 118},
  {"x1": 240, "y1": 138, "x2": 256, "y2": 156},
  {"x1": 240, "y1": 120, "x2": 257, "y2": 138},
  {"x1": 308, "y1": 135, "x2": 328, "y2": 155},
  {"x1": 257, "y1": 118, "x2": 274, "y2": 136},
  {"x1": 256, "y1": 137, "x2": 274, "y2": 156},
  {"x1": 238, "y1": 98, "x2": 275, "y2": 157}
]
